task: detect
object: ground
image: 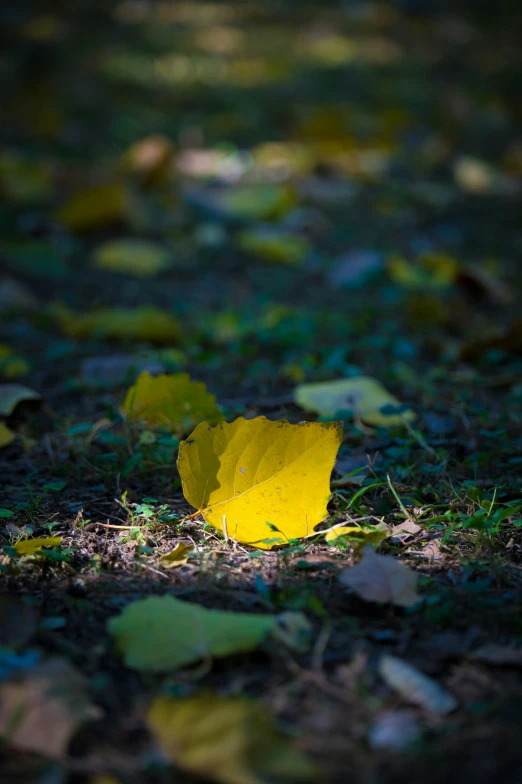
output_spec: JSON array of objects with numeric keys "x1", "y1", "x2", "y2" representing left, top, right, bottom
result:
[{"x1": 1, "y1": 1, "x2": 522, "y2": 782}]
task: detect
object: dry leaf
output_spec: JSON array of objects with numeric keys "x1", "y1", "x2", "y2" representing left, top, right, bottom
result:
[
  {"x1": 14, "y1": 537, "x2": 62, "y2": 556},
  {"x1": 0, "y1": 383, "x2": 41, "y2": 416},
  {"x1": 340, "y1": 544, "x2": 419, "y2": 607},
  {"x1": 367, "y1": 710, "x2": 421, "y2": 751},
  {"x1": 147, "y1": 693, "x2": 316, "y2": 784},
  {"x1": 122, "y1": 371, "x2": 221, "y2": 434},
  {"x1": 0, "y1": 422, "x2": 15, "y2": 448},
  {"x1": 159, "y1": 542, "x2": 193, "y2": 568},
  {"x1": 378, "y1": 654, "x2": 457, "y2": 714},
  {"x1": 178, "y1": 416, "x2": 342, "y2": 549},
  {"x1": 93, "y1": 239, "x2": 171, "y2": 277},
  {"x1": 469, "y1": 644, "x2": 522, "y2": 667},
  {"x1": 55, "y1": 181, "x2": 131, "y2": 231},
  {"x1": 108, "y1": 594, "x2": 309, "y2": 671},
  {"x1": 0, "y1": 658, "x2": 101, "y2": 758},
  {"x1": 294, "y1": 377, "x2": 415, "y2": 427},
  {"x1": 58, "y1": 306, "x2": 181, "y2": 344}
]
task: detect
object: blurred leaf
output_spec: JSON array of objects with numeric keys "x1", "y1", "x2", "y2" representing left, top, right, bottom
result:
[
  {"x1": 0, "y1": 152, "x2": 52, "y2": 203},
  {"x1": 0, "y1": 383, "x2": 41, "y2": 416},
  {"x1": 325, "y1": 524, "x2": 389, "y2": 549},
  {"x1": 108, "y1": 594, "x2": 308, "y2": 671},
  {"x1": 0, "y1": 423, "x2": 15, "y2": 448},
  {"x1": 55, "y1": 181, "x2": 131, "y2": 231},
  {"x1": 147, "y1": 693, "x2": 316, "y2": 784},
  {"x1": 178, "y1": 416, "x2": 342, "y2": 549},
  {"x1": 93, "y1": 239, "x2": 171, "y2": 277},
  {"x1": 340, "y1": 544, "x2": 419, "y2": 607},
  {"x1": 57, "y1": 305, "x2": 181, "y2": 344},
  {"x1": 294, "y1": 377, "x2": 415, "y2": 427},
  {"x1": 237, "y1": 227, "x2": 310, "y2": 265},
  {"x1": 0, "y1": 658, "x2": 101, "y2": 758},
  {"x1": 378, "y1": 655, "x2": 457, "y2": 714},
  {"x1": 0, "y1": 346, "x2": 29, "y2": 379},
  {"x1": 461, "y1": 319, "x2": 522, "y2": 362},
  {"x1": 121, "y1": 134, "x2": 175, "y2": 187},
  {"x1": 122, "y1": 371, "x2": 221, "y2": 434},
  {"x1": 0, "y1": 278, "x2": 38, "y2": 314},
  {"x1": 388, "y1": 253, "x2": 458, "y2": 289}
]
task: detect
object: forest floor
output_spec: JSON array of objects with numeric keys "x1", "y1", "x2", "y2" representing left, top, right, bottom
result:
[{"x1": 1, "y1": 1, "x2": 522, "y2": 783}]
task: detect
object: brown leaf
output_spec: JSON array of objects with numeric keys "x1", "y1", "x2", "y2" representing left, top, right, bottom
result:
[{"x1": 340, "y1": 544, "x2": 419, "y2": 607}]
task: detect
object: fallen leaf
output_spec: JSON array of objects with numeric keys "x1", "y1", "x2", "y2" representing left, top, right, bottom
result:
[
  {"x1": 0, "y1": 658, "x2": 101, "y2": 758},
  {"x1": 58, "y1": 306, "x2": 181, "y2": 344},
  {"x1": 122, "y1": 371, "x2": 221, "y2": 434},
  {"x1": 0, "y1": 345, "x2": 29, "y2": 378},
  {"x1": 325, "y1": 524, "x2": 389, "y2": 549},
  {"x1": 407, "y1": 538, "x2": 443, "y2": 562},
  {"x1": 0, "y1": 423, "x2": 15, "y2": 448},
  {"x1": 460, "y1": 319, "x2": 522, "y2": 362},
  {"x1": 454, "y1": 156, "x2": 496, "y2": 194},
  {"x1": 159, "y1": 542, "x2": 193, "y2": 568},
  {"x1": 328, "y1": 249, "x2": 383, "y2": 288},
  {"x1": 367, "y1": 710, "x2": 421, "y2": 751},
  {"x1": 378, "y1": 654, "x2": 457, "y2": 714},
  {"x1": 220, "y1": 183, "x2": 296, "y2": 221},
  {"x1": 121, "y1": 134, "x2": 175, "y2": 186},
  {"x1": 237, "y1": 227, "x2": 310, "y2": 265},
  {"x1": 0, "y1": 151, "x2": 53, "y2": 203},
  {"x1": 0, "y1": 594, "x2": 38, "y2": 648},
  {"x1": 107, "y1": 594, "x2": 308, "y2": 671},
  {"x1": 294, "y1": 377, "x2": 415, "y2": 427},
  {"x1": 14, "y1": 537, "x2": 62, "y2": 556},
  {"x1": 0, "y1": 383, "x2": 41, "y2": 416},
  {"x1": 469, "y1": 644, "x2": 522, "y2": 667},
  {"x1": 391, "y1": 519, "x2": 422, "y2": 542},
  {"x1": 178, "y1": 416, "x2": 342, "y2": 549},
  {"x1": 93, "y1": 239, "x2": 171, "y2": 277},
  {"x1": 147, "y1": 693, "x2": 316, "y2": 784},
  {"x1": 388, "y1": 253, "x2": 458, "y2": 289},
  {"x1": 340, "y1": 544, "x2": 419, "y2": 607},
  {"x1": 55, "y1": 181, "x2": 131, "y2": 231}
]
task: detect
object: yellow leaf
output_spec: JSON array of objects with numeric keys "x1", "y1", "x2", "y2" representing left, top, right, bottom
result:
[
  {"x1": 178, "y1": 416, "x2": 342, "y2": 549},
  {"x1": 340, "y1": 544, "x2": 419, "y2": 607},
  {"x1": 93, "y1": 239, "x2": 171, "y2": 277},
  {"x1": 388, "y1": 253, "x2": 458, "y2": 288},
  {"x1": 58, "y1": 306, "x2": 180, "y2": 344},
  {"x1": 159, "y1": 542, "x2": 193, "y2": 568},
  {"x1": 14, "y1": 537, "x2": 62, "y2": 555},
  {"x1": 222, "y1": 183, "x2": 296, "y2": 221},
  {"x1": 0, "y1": 383, "x2": 41, "y2": 416},
  {"x1": 147, "y1": 693, "x2": 316, "y2": 784},
  {"x1": 122, "y1": 371, "x2": 221, "y2": 434},
  {"x1": 294, "y1": 377, "x2": 415, "y2": 427},
  {"x1": 325, "y1": 525, "x2": 389, "y2": 549},
  {"x1": 0, "y1": 345, "x2": 29, "y2": 378},
  {"x1": 0, "y1": 423, "x2": 15, "y2": 448},
  {"x1": 55, "y1": 181, "x2": 130, "y2": 232},
  {"x1": 237, "y1": 228, "x2": 310, "y2": 265},
  {"x1": 107, "y1": 594, "x2": 304, "y2": 671}
]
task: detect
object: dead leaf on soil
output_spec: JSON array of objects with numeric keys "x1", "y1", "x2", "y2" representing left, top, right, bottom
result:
[
  {"x1": 340, "y1": 544, "x2": 419, "y2": 607},
  {"x1": 178, "y1": 416, "x2": 342, "y2": 549},
  {"x1": 108, "y1": 594, "x2": 310, "y2": 671},
  {"x1": 325, "y1": 524, "x2": 389, "y2": 550},
  {"x1": 378, "y1": 654, "x2": 457, "y2": 715},
  {"x1": 147, "y1": 693, "x2": 317, "y2": 784},
  {"x1": 294, "y1": 377, "x2": 415, "y2": 427},
  {"x1": 159, "y1": 542, "x2": 193, "y2": 568},
  {"x1": 0, "y1": 658, "x2": 102, "y2": 758},
  {"x1": 0, "y1": 383, "x2": 41, "y2": 416},
  {"x1": 391, "y1": 519, "x2": 422, "y2": 542},
  {"x1": 123, "y1": 371, "x2": 221, "y2": 434}
]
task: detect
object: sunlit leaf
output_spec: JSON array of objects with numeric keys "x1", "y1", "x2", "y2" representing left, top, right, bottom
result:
[
  {"x1": 55, "y1": 181, "x2": 131, "y2": 231},
  {"x1": 294, "y1": 377, "x2": 415, "y2": 427},
  {"x1": 159, "y1": 542, "x2": 193, "y2": 568},
  {"x1": 388, "y1": 253, "x2": 458, "y2": 288},
  {"x1": 340, "y1": 544, "x2": 419, "y2": 607},
  {"x1": 14, "y1": 537, "x2": 62, "y2": 556},
  {"x1": 108, "y1": 594, "x2": 309, "y2": 671},
  {"x1": 0, "y1": 383, "x2": 41, "y2": 416},
  {"x1": 325, "y1": 524, "x2": 389, "y2": 549},
  {"x1": 0, "y1": 658, "x2": 101, "y2": 758},
  {"x1": 147, "y1": 693, "x2": 316, "y2": 784},
  {"x1": 122, "y1": 371, "x2": 221, "y2": 434},
  {"x1": 93, "y1": 239, "x2": 171, "y2": 277},
  {"x1": 178, "y1": 416, "x2": 342, "y2": 549}
]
